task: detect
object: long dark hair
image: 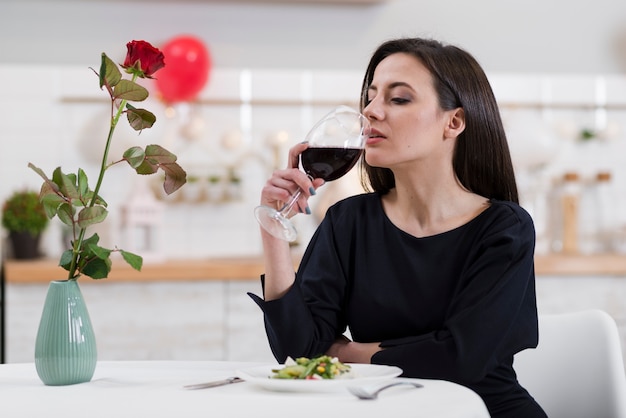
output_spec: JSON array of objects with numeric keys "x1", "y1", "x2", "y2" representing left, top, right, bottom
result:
[{"x1": 359, "y1": 38, "x2": 519, "y2": 203}]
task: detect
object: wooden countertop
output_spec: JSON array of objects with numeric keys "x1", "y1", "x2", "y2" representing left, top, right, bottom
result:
[
  {"x1": 2, "y1": 257, "x2": 275, "y2": 283},
  {"x1": 534, "y1": 253, "x2": 626, "y2": 276},
  {"x1": 3, "y1": 253, "x2": 626, "y2": 284}
]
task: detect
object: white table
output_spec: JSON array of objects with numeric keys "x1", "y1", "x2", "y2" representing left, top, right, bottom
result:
[{"x1": 0, "y1": 361, "x2": 490, "y2": 417}]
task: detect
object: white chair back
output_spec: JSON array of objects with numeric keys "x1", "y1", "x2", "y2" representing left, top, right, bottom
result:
[{"x1": 514, "y1": 309, "x2": 626, "y2": 418}]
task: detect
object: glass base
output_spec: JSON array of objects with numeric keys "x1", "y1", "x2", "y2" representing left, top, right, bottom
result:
[{"x1": 254, "y1": 205, "x2": 298, "y2": 242}]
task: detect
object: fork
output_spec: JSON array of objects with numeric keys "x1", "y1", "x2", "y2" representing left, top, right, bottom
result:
[{"x1": 347, "y1": 381, "x2": 424, "y2": 400}]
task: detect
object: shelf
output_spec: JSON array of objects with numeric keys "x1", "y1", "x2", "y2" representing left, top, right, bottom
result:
[
  {"x1": 534, "y1": 253, "x2": 626, "y2": 276},
  {"x1": 3, "y1": 254, "x2": 626, "y2": 284},
  {"x1": 1, "y1": 257, "x2": 274, "y2": 284}
]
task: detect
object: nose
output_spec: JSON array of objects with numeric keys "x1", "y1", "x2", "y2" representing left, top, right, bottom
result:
[{"x1": 362, "y1": 97, "x2": 382, "y2": 121}]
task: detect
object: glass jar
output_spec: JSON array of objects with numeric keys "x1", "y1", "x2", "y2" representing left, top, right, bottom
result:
[
  {"x1": 560, "y1": 172, "x2": 581, "y2": 254},
  {"x1": 593, "y1": 172, "x2": 615, "y2": 252}
]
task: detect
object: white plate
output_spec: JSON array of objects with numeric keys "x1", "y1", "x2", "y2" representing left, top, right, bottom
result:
[{"x1": 236, "y1": 363, "x2": 402, "y2": 392}]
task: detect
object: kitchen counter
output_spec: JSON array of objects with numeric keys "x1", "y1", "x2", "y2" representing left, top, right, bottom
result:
[
  {"x1": 3, "y1": 254, "x2": 626, "y2": 283},
  {"x1": 3, "y1": 254, "x2": 626, "y2": 364},
  {"x1": 533, "y1": 253, "x2": 626, "y2": 276},
  {"x1": 1, "y1": 257, "x2": 279, "y2": 283}
]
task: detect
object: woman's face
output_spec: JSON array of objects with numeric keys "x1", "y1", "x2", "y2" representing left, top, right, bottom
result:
[{"x1": 363, "y1": 52, "x2": 458, "y2": 170}]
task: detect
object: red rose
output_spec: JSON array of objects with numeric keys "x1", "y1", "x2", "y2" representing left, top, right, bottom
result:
[{"x1": 122, "y1": 40, "x2": 165, "y2": 78}]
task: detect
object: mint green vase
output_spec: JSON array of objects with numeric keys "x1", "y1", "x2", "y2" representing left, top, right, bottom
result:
[{"x1": 35, "y1": 280, "x2": 97, "y2": 385}]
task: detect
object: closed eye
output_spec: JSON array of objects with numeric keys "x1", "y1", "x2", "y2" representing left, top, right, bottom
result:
[{"x1": 391, "y1": 97, "x2": 410, "y2": 104}]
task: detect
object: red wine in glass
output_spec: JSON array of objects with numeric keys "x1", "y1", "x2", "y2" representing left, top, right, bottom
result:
[
  {"x1": 254, "y1": 106, "x2": 368, "y2": 242},
  {"x1": 301, "y1": 147, "x2": 363, "y2": 182}
]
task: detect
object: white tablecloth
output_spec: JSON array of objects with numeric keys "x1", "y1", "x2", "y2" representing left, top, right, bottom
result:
[{"x1": 0, "y1": 361, "x2": 490, "y2": 418}]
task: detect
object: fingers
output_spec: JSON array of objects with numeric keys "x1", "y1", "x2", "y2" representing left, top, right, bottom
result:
[
  {"x1": 311, "y1": 177, "x2": 325, "y2": 189},
  {"x1": 260, "y1": 168, "x2": 325, "y2": 217},
  {"x1": 287, "y1": 142, "x2": 308, "y2": 169},
  {"x1": 259, "y1": 141, "x2": 326, "y2": 217}
]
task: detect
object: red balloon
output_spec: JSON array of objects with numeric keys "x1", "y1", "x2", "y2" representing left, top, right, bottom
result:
[{"x1": 155, "y1": 35, "x2": 211, "y2": 103}]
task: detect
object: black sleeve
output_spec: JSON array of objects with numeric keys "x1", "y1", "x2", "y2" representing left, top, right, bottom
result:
[{"x1": 248, "y1": 211, "x2": 348, "y2": 363}]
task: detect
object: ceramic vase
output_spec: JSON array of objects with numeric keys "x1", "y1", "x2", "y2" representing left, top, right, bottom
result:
[{"x1": 34, "y1": 279, "x2": 97, "y2": 385}]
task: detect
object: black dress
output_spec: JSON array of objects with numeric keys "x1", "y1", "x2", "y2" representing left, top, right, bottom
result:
[{"x1": 249, "y1": 193, "x2": 547, "y2": 418}]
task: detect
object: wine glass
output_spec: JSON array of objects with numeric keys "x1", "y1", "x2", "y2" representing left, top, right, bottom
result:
[{"x1": 254, "y1": 105, "x2": 368, "y2": 242}]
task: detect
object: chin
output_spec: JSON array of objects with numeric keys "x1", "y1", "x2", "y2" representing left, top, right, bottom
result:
[{"x1": 364, "y1": 153, "x2": 388, "y2": 169}]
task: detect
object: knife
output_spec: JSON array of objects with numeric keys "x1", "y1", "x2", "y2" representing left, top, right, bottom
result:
[{"x1": 183, "y1": 377, "x2": 244, "y2": 390}]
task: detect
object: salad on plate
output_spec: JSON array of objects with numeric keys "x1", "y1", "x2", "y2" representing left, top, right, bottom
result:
[{"x1": 271, "y1": 355, "x2": 351, "y2": 380}]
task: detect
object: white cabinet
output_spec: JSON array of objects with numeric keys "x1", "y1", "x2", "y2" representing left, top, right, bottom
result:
[
  {"x1": 5, "y1": 280, "x2": 275, "y2": 364},
  {"x1": 7, "y1": 276, "x2": 626, "y2": 370}
]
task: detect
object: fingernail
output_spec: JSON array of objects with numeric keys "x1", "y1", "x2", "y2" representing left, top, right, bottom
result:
[
  {"x1": 305, "y1": 206, "x2": 311, "y2": 215},
  {"x1": 309, "y1": 187, "x2": 316, "y2": 195}
]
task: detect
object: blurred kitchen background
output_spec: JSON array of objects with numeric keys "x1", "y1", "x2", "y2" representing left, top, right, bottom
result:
[{"x1": 2, "y1": 0, "x2": 626, "y2": 365}]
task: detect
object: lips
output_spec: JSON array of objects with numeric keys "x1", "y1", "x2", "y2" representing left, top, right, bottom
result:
[{"x1": 366, "y1": 128, "x2": 386, "y2": 145}]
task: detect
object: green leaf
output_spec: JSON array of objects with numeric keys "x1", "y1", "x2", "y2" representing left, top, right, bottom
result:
[
  {"x1": 135, "y1": 159, "x2": 159, "y2": 175},
  {"x1": 81, "y1": 190, "x2": 107, "y2": 208},
  {"x1": 77, "y1": 168, "x2": 90, "y2": 197},
  {"x1": 28, "y1": 163, "x2": 60, "y2": 194},
  {"x1": 125, "y1": 145, "x2": 188, "y2": 194},
  {"x1": 84, "y1": 190, "x2": 109, "y2": 208},
  {"x1": 77, "y1": 206, "x2": 108, "y2": 229},
  {"x1": 133, "y1": 145, "x2": 178, "y2": 174},
  {"x1": 122, "y1": 146, "x2": 146, "y2": 169},
  {"x1": 82, "y1": 256, "x2": 112, "y2": 279},
  {"x1": 82, "y1": 233, "x2": 101, "y2": 248},
  {"x1": 40, "y1": 190, "x2": 65, "y2": 219},
  {"x1": 52, "y1": 168, "x2": 80, "y2": 201},
  {"x1": 99, "y1": 53, "x2": 122, "y2": 89},
  {"x1": 87, "y1": 243, "x2": 112, "y2": 260},
  {"x1": 112, "y1": 79, "x2": 149, "y2": 101},
  {"x1": 121, "y1": 250, "x2": 143, "y2": 271},
  {"x1": 59, "y1": 249, "x2": 74, "y2": 270},
  {"x1": 56, "y1": 202, "x2": 75, "y2": 226},
  {"x1": 126, "y1": 105, "x2": 156, "y2": 131},
  {"x1": 28, "y1": 163, "x2": 61, "y2": 206}
]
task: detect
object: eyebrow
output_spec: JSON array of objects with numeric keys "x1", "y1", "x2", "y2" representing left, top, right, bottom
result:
[{"x1": 368, "y1": 81, "x2": 415, "y2": 92}]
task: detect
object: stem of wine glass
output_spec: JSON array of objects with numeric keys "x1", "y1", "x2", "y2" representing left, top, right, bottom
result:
[{"x1": 277, "y1": 187, "x2": 303, "y2": 218}]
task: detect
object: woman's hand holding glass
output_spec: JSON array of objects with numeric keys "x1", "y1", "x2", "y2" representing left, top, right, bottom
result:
[
  {"x1": 255, "y1": 106, "x2": 368, "y2": 242},
  {"x1": 258, "y1": 142, "x2": 325, "y2": 221}
]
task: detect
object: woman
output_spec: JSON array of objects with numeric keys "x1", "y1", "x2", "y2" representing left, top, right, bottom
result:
[{"x1": 249, "y1": 37, "x2": 547, "y2": 418}]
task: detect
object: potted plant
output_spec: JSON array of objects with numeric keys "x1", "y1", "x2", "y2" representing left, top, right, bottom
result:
[
  {"x1": 1, "y1": 189, "x2": 49, "y2": 259},
  {"x1": 26, "y1": 40, "x2": 186, "y2": 387},
  {"x1": 226, "y1": 167, "x2": 242, "y2": 201},
  {"x1": 183, "y1": 175, "x2": 203, "y2": 202},
  {"x1": 206, "y1": 174, "x2": 223, "y2": 202}
]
